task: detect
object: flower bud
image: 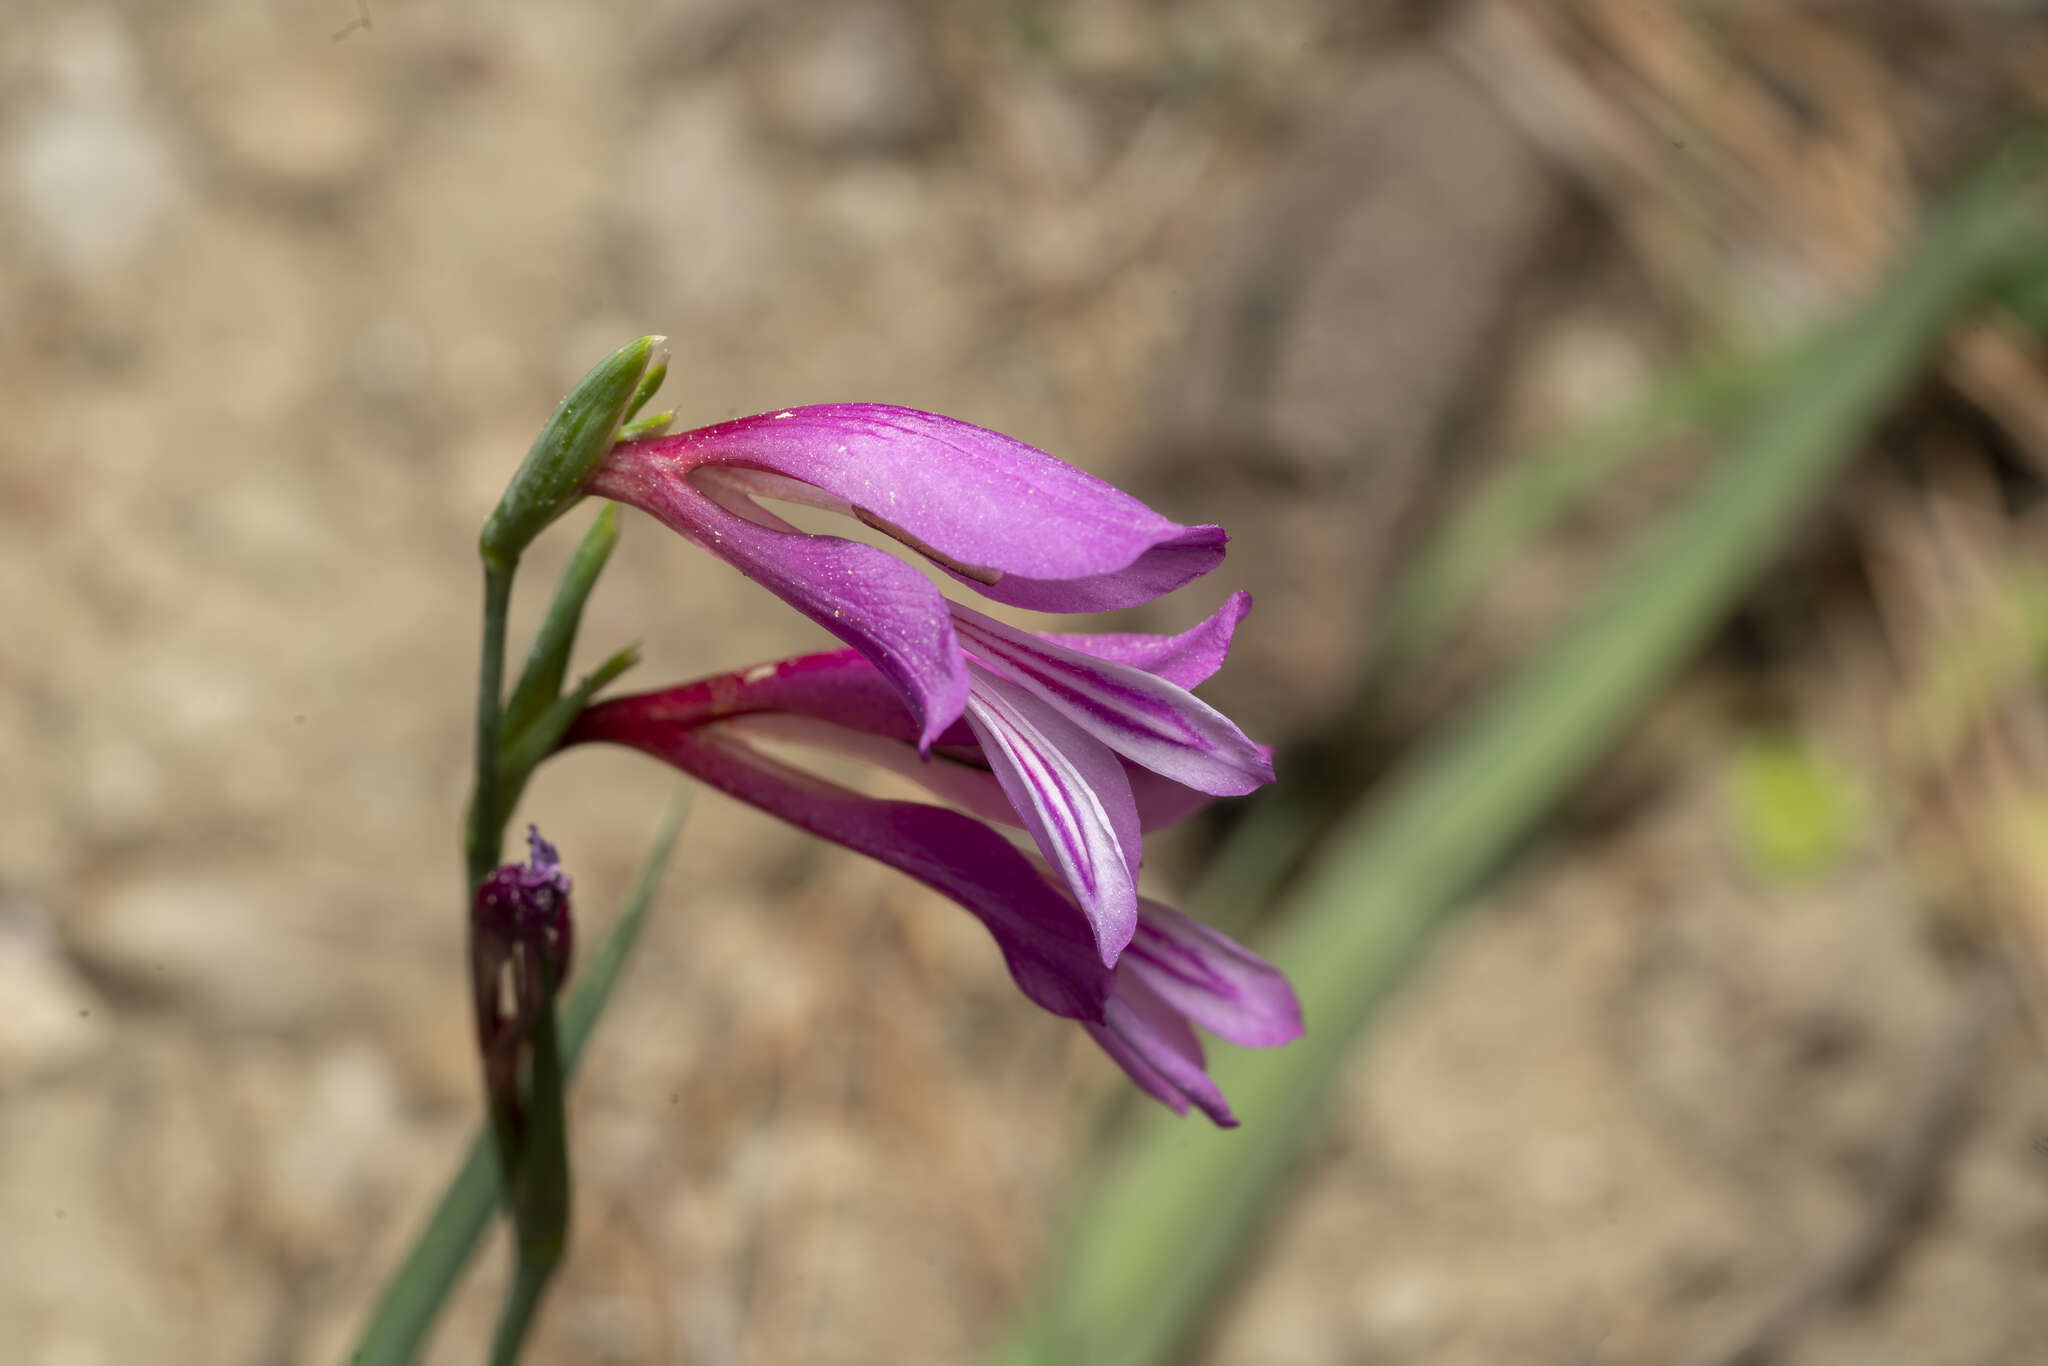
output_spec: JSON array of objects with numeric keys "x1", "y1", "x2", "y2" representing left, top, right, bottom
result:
[{"x1": 480, "y1": 336, "x2": 667, "y2": 565}]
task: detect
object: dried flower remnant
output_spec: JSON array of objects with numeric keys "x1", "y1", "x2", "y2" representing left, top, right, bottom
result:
[{"x1": 471, "y1": 826, "x2": 575, "y2": 1132}]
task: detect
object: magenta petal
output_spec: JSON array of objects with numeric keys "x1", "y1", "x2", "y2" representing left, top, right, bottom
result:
[
  {"x1": 590, "y1": 655, "x2": 1232, "y2": 836},
  {"x1": 728, "y1": 710, "x2": 1217, "y2": 837},
  {"x1": 982, "y1": 523, "x2": 1227, "y2": 612},
  {"x1": 1126, "y1": 899, "x2": 1304, "y2": 1048},
  {"x1": 1084, "y1": 973, "x2": 1237, "y2": 1127},
  {"x1": 620, "y1": 649, "x2": 976, "y2": 751},
  {"x1": 722, "y1": 713, "x2": 1022, "y2": 829},
  {"x1": 570, "y1": 713, "x2": 1112, "y2": 1022},
  {"x1": 1044, "y1": 592, "x2": 1253, "y2": 689},
  {"x1": 603, "y1": 405, "x2": 1225, "y2": 611},
  {"x1": 963, "y1": 670, "x2": 1142, "y2": 965},
  {"x1": 588, "y1": 446, "x2": 969, "y2": 750},
  {"x1": 953, "y1": 605, "x2": 1273, "y2": 797}
]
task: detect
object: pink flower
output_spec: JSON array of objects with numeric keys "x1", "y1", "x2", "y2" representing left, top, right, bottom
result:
[{"x1": 573, "y1": 402, "x2": 1300, "y2": 1122}]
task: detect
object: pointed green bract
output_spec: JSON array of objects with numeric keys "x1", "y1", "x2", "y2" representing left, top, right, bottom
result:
[
  {"x1": 503, "y1": 506, "x2": 623, "y2": 743},
  {"x1": 499, "y1": 644, "x2": 641, "y2": 812}
]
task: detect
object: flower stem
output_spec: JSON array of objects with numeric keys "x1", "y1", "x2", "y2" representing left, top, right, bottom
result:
[
  {"x1": 468, "y1": 555, "x2": 517, "y2": 891},
  {"x1": 487, "y1": 959, "x2": 569, "y2": 1366},
  {"x1": 486, "y1": 1256, "x2": 557, "y2": 1366},
  {"x1": 468, "y1": 549, "x2": 572, "y2": 1363}
]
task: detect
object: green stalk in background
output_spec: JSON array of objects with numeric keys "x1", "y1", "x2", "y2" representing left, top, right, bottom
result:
[
  {"x1": 999, "y1": 128, "x2": 2045, "y2": 1366},
  {"x1": 1369, "y1": 330, "x2": 1818, "y2": 682},
  {"x1": 1194, "y1": 263, "x2": 1825, "y2": 941}
]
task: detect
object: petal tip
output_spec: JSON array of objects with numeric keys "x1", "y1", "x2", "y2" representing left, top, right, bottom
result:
[{"x1": 1095, "y1": 916, "x2": 1136, "y2": 968}]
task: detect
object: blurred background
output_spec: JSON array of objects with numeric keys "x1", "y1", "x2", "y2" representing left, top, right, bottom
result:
[{"x1": 3, "y1": 1, "x2": 2047, "y2": 1363}]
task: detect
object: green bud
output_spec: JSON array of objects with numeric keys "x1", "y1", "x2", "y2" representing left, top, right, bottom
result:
[{"x1": 480, "y1": 336, "x2": 667, "y2": 566}]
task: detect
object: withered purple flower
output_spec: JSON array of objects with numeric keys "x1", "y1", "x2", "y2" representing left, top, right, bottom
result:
[
  {"x1": 474, "y1": 825, "x2": 575, "y2": 982},
  {"x1": 472, "y1": 827, "x2": 575, "y2": 1131},
  {"x1": 586, "y1": 406, "x2": 1272, "y2": 965}
]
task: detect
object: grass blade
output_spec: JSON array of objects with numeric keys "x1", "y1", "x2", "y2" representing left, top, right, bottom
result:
[{"x1": 1371, "y1": 330, "x2": 1816, "y2": 681}]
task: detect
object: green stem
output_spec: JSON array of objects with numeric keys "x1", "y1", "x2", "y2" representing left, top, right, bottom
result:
[
  {"x1": 468, "y1": 556, "x2": 517, "y2": 891},
  {"x1": 488, "y1": 982, "x2": 569, "y2": 1365},
  {"x1": 485, "y1": 1258, "x2": 557, "y2": 1366},
  {"x1": 467, "y1": 550, "x2": 570, "y2": 1363},
  {"x1": 493, "y1": 959, "x2": 570, "y2": 1364}
]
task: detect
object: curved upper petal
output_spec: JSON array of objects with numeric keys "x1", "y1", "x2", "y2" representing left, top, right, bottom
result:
[
  {"x1": 586, "y1": 455, "x2": 969, "y2": 750},
  {"x1": 600, "y1": 404, "x2": 1226, "y2": 612},
  {"x1": 1042, "y1": 592, "x2": 1253, "y2": 689}
]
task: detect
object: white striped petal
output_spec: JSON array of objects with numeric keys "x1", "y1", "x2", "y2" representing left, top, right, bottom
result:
[
  {"x1": 962, "y1": 667, "x2": 1141, "y2": 965},
  {"x1": 952, "y1": 604, "x2": 1272, "y2": 796}
]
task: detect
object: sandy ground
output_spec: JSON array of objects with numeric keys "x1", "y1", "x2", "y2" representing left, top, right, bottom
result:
[{"x1": 3, "y1": 3, "x2": 2046, "y2": 1364}]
